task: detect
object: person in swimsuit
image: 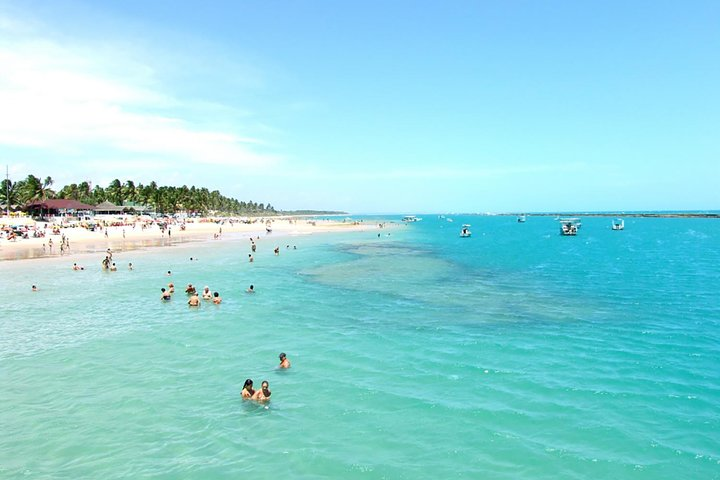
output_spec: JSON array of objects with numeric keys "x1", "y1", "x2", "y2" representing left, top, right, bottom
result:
[
  {"x1": 202, "y1": 286, "x2": 212, "y2": 300},
  {"x1": 160, "y1": 288, "x2": 171, "y2": 301},
  {"x1": 279, "y1": 352, "x2": 291, "y2": 369},
  {"x1": 212, "y1": 292, "x2": 222, "y2": 304},
  {"x1": 252, "y1": 381, "x2": 271, "y2": 402},
  {"x1": 187, "y1": 293, "x2": 200, "y2": 306},
  {"x1": 241, "y1": 379, "x2": 255, "y2": 399}
]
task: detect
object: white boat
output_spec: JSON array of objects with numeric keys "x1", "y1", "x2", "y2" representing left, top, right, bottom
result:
[
  {"x1": 460, "y1": 224, "x2": 472, "y2": 237},
  {"x1": 611, "y1": 218, "x2": 624, "y2": 230},
  {"x1": 559, "y1": 218, "x2": 580, "y2": 236},
  {"x1": 517, "y1": 214, "x2": 526, "y2": 223},
  {"x1": 402, "y1": 215, "x2": 422, "y2": 222}
]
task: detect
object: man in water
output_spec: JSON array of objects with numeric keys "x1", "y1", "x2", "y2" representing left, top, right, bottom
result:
[
  {"x1": 212, "y1": 292, "x2": 222, "y2": 304},
  {"x1": 160, "y1": 288, "x2": 171, "y2": 301},
  {"x1": 279, "y1": 352, "x2": 291, "y2": 368},
  {"x1": 252, "y1": 381, "x2": 271, "y2": 402},
  {"x1": 201, "y1": 286, "x2": 212, "y2": 300},
  {"x1": 247, "y1": 285, "x2": 255, "y2": 293},
  {"x1": 187, "y1": 292, "x2": 200, "y2": 307}
]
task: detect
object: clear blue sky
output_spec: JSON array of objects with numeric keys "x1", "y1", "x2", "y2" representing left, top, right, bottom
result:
[{"x1": 1, "y1": 0, "x2": 718, "y2": 213}]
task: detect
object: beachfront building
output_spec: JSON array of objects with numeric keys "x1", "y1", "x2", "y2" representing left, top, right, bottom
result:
[
  {"x1": 24, "y1": 199, "x2": 95, "y2": 221},
  {"x1": 94, "y1": 201, "x2": 153, "y2": 216}
]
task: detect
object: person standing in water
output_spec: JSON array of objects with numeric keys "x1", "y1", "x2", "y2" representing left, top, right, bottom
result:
[
  {"x1": 279, "y1": 353, "x2": 291, "y2": 369},
  {"x1": 241, "y1": 379, "x2": 255, "y2": 399},
  {"x1": 252, "y1": 381, "x2": 271, "y2": 402}
]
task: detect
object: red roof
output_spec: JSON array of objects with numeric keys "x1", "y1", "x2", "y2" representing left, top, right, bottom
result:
[{"x1": 25, "y1": 199, "x2": 95, "y2": 210}]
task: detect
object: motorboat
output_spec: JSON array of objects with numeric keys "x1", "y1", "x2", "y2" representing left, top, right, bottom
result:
[
  {"x1": 611, "y1": 218, "x2": 624, "y2": 230},
  {"x1": 517, "y1": 214, "x2": 526, "y2": 223},
  {"x1": 460, "y1": 224, "x2": 472, "y2": 237},
  {"x1": 402, "y1": 215, "x2": 422, "y2": 222},
  {"x1": 559, "y1": 218, "x2": 580, "y2": 236}
]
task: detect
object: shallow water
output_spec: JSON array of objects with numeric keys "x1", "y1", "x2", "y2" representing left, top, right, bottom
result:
[{"x1": 1, "y1": 216, "x2": 719, "y2": 479}]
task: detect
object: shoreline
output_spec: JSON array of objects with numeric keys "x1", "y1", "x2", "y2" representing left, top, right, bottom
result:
[{"x1": 0, "y1": 218, "x2": 391, "y2": 263}]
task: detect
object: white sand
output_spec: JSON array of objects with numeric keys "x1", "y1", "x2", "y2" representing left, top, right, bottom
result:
[{"x1": 0, "y1": 216, "x2": 389, "y2": 262}]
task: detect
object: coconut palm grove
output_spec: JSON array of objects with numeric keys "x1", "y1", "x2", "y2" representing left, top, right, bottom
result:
[{"x1": 1, "y1": 175, "x2": 277, "y2": 216}]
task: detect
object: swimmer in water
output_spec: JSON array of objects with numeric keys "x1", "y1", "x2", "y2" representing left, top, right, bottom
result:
[
  {"x1": 252, "y1": 380, "x2": 271, "y2": 402},
  {"x1": 185, "y1": 283, "x2": 196, "y2": 295},
  {"x1": 247, "y1": 284, "x2": 255, "y2": 293},
  {"x1": 212, "y1": 292, "x2": 222, "y2": 304},
  {"x1": 202, "y1": 286, "x2": 212, "y2": 300},
  {"x1": 241, "y1": 379, "x2": 255, "y2": 399},
  {"x1": 32, "y1": 285, "x2": 38, "y2": 292},
  {"x1": 160, "y1": 288, "x2": 171, "y2": 301},
  {"x1": 168, "y1": 283, "x2": 175, "y2": 294},
  {"x1": 279, "y1": 352, "x2": 290, "y2": 369},
  {"x1": 187, "y1": 292, "x2": 200, "y2": 307}
]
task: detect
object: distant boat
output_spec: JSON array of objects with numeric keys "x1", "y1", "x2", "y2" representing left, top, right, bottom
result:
[
  {"x1": 612, "y1": 218, "x2": 624, "y2": 230},
  {"x1": 559, "y1": 218, "x2": 580, "y2": 236},
  {"x1": 517, "y1": 214, "x2": 526, "y2": 223},
  {"x1": 460, "y1": 224, "x2": 472, "y2": 237},
  {"x1": 446, "y1": 218, "x2": 454, "y2": 222},
  {"x1": 402, "y1": 215, "x2": 422, "y2": 222}
]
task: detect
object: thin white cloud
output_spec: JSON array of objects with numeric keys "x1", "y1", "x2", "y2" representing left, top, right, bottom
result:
[{"x1": 0, "y1": 17, "x2": 277, "y2": 169}]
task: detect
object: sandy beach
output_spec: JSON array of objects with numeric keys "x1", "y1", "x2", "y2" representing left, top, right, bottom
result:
[{"x1": 0, "y1": 216, "x2": 388, "y2": 262}]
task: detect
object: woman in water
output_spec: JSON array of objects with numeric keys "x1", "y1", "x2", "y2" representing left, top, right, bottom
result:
[{"x1": 241, "y1": 379, "x2": 255, "y2": 399}]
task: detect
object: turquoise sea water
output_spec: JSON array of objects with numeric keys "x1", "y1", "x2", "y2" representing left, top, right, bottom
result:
[{"x1": 1, "y1": 215, "x2": 719, "y2": 479}]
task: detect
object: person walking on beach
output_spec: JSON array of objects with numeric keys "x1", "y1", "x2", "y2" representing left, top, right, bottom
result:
[
  {"x1": 279, "y1": 353, "x2": 290, "y2": 369},
  {"x1": 241, "y1": 379, "x2": 255, "y2": 399}
]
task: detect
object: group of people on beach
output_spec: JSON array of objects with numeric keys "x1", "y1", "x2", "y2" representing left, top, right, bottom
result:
[{"x1": 241, "y1": 353, "x2": 291, "y2": 403}]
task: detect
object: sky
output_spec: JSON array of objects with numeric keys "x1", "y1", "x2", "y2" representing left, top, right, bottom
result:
[{"x1": 0, "y1": 0, "x2": 718, "y2": 213}]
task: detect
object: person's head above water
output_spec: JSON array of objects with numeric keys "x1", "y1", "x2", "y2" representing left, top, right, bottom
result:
[{"x1": 243, "y1": 379, "x2": 253, "y2": 389}]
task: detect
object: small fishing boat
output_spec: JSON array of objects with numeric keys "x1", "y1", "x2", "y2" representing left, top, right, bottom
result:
[
  {"x1": 559, "y1": 218, "x2": 580, "y2": 236},
  {"x1": 460, "y1": 224, "x2": 472, "y2": 237},
  {"x1": 611, "y1": 218, "x2": 624, "y2": 230},
  {"x1": 517, "y1": 214, "x2": 526, "y2": 223}
]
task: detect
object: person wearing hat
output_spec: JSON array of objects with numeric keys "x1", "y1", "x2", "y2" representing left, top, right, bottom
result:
[
  {"x1": 202, "y1": 286, "x2": 212, "y2": 300},
  {"x1": 278, "y1": 353, "x2": 291, "y2": 369}
]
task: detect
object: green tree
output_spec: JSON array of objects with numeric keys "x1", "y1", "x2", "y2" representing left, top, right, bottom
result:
[{"x1": 107, "y1": 179, "x2": 123, "y2": 205}]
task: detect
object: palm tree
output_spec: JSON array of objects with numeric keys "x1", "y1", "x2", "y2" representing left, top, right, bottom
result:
[
  {"x1": 122, "y1": 180, "x2": 137, "y2": 204},
  {"x1": 106, "y1": 179, "x2": 123, "y2": 205}
]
